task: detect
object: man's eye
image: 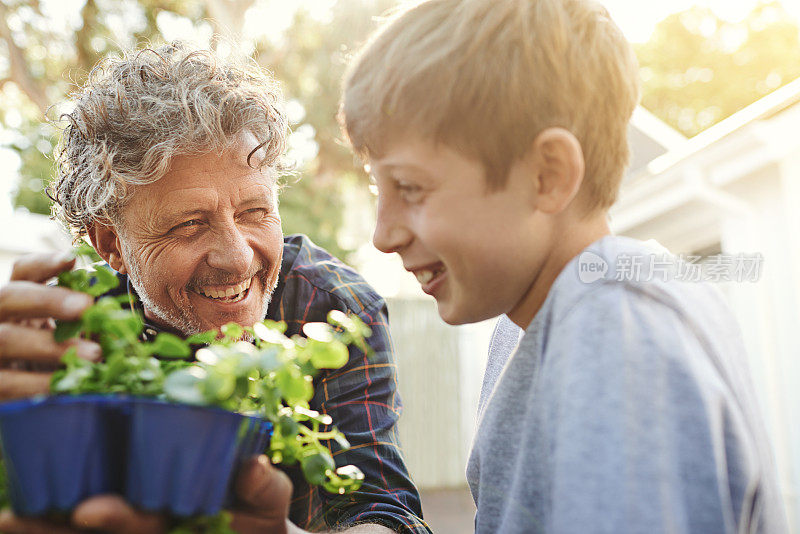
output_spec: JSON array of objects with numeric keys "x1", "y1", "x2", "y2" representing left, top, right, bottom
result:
[
  {"x1": 171, "y1": 219, "x2": 202, "y2": 232},
  {"x1": 241, "y1": 208, "x2": 268, "y2": 221}
]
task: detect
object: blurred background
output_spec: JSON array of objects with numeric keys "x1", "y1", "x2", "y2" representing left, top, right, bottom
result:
[{"x1": 1, "y1": 0, "x2": 799, "y2": 532}]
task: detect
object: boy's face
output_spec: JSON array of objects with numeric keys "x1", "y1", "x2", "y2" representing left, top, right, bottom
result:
[{"x1": 370, "y1": 139, "x2": 551, "y2": 325}]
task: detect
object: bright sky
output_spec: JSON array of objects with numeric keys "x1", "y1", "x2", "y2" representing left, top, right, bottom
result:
[
  {"x1": 32, "y1": 0, "x2": 800, "y2": 48},
  {"x1": 602, "y1": 0, "x2": 800, "y2": 42},
  {"x1": 245, "y1": 0, "x2": 800, "y2": 44}
]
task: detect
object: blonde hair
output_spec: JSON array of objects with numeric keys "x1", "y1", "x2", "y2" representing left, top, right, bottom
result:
[
  {"x1": 51, "y1": 42, "x2": 288, "y2": 237},
  {"x1": 340, "y1": 0, "x2": 640, "y2": 210}
]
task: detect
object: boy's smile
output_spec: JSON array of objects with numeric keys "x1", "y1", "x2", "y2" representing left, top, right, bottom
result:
[{"x1": 370, "y1": 139, "x2": 553, "y2": 326}]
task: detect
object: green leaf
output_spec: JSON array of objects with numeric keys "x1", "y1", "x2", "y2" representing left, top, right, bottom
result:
[
  {"x1": 52, "y1": 366, "x2": 93, "y2": 392},
  {"x1": 335, "y1": 464, "x2": 364, "y2": 483},
  {"x1": 220, "y1": 323, "x2": 243, "y2": 340},
  {"x1": 276, "y1": 367, "x2": 313, "y2": 403},
  {"x1": 73, "y1": 243, "x2": 102, "y2": 262},
  {"x1": 186, "y1": 330, "x2": 218, "y2": 345},
  {"x1": 294, "y1": 406, "x2": 332, "y2": 425},
  {"x1": 0, "y1": 456, "x2": 9, "y2": 511},
  {"x1": 327, "y1": 310, "x2": 370, "y2": 337},
  {"x1": 255, "y1": 347, "x2": 281, "y2": 372},
  {"x1": 53, "y1": 320, "x2": 83, "y2": 342},
  {"x1": 148, "y1": 333, "x2": 191, "y2": 358},
  {"x1": 333, "y1": 432, "x2": 351, "y2": 450},
  {"x1": 300, "y1": 451, "x2": 335, "y2": 486},
  {"x1": 260, "y1": 320, "x2": 287, "y2": 334},
  {"x1": 302, "y1": 322, "x2": 334, "y2": 342},
  {"x1": 164, "y1": 368, "x2": 207, "y2": 405},
  {"x1": 309, "y1": 340, "x2": 349, "y2": 369},
  {"x1": 87, "y1": 264, "x2": 120, "y2": 296},
  {"x1": 196, "y1": 347, "x2": 222, "y2": 365},
  {"x1": 57, "y1": 269, "x2": 92, "y2": 293},
  {"x1": 201, "y1": 369, "x2": 237, "y2": 402},
  {"x1": 253, "y1": 322, "x2": 292, "y2": 347},
  {"x1": 278, "y1": 414, "x2": 300, "y2": 437}
]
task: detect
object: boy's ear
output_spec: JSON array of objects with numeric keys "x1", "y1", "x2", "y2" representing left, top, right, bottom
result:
[
  {"x1": 87, "y1": 222, "x2": 128, "y2": 275},
  {"x1": 529, "y1": 127, "x2": 585, "y2": 215}
]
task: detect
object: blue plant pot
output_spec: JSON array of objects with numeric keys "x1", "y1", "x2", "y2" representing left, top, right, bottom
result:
[
  {"x1": 123, "y1": 398, "x2": 272, "y2": 516},
  {"x1": 0, "y1": 395, "x2": 125, "y2": 516},
  {"x1": 0, "y1": 396, "x2": 271, "y2": 518}
]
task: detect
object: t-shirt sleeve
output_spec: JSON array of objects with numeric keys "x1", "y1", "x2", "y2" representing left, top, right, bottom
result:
[{"x1": 534, "y1": 285, "x2": 750, "y2": 533}]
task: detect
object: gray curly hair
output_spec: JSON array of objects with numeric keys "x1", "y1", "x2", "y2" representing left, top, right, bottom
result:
[{"x1": 50, "y1": 42, "x2": 288, "y2": 238}]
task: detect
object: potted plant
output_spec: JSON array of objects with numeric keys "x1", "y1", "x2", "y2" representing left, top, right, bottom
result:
[{"x1": 0, "y1": 245, "x2": 369, "y2": 531}]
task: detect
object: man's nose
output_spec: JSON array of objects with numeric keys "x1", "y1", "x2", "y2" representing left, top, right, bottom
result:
[
  {"x1": 372, "y1": 197, "x2": 412, "y2": 254},
  {"x1": 206, "y1": 224, "x2": 254, "y2": 275}
]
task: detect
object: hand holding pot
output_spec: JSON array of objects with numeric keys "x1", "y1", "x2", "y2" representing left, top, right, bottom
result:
[
  {"x1": 0, "y1": 455, "x2": 296, "y2": 534},
  {"x1": 0, "y1": 252, "x2": 100, "y2": 400}
]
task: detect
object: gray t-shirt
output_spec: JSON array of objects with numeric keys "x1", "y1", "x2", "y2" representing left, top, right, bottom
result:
[{"x1": 466, "y1": 236, "x2": 787, "y2": 534}]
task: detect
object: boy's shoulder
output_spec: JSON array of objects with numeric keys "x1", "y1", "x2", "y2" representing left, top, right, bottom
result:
[
  {"x1": 532, "y1": 235, "x2": 745, "y2": 376},
  {"x1": 544, "y1": 235, "x2": 732, "y2": 328}
]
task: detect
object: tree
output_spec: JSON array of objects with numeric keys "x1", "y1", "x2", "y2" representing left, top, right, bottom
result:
[
  {"x1": 636, "y1": 1, "x2": 800, "y2": 137},
  {"x1": 0, "y1": 0, "x2": 201, "y2": 216},
  {"x1": 251, "y1": 1, "x2": 396, "y2": 259},
  {"x1": 0, "y1": 0, "x2": 394, "y2": 260}
]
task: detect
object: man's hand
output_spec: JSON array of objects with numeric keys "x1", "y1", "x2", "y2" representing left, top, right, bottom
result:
[
  {"x1": 0, "y1": 457, "x2": 395, "y2": 533},
  {"x1": 0, "y1": 253, "x2": 99, "y2": 400},
  {"x1": 0, "y1": 456, "x2": 294, "y2": 534}
]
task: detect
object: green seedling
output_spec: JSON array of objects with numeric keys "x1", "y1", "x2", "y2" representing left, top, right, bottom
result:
[{"x1": 0, "y1": 245, "x2": 371, "y2": 533}]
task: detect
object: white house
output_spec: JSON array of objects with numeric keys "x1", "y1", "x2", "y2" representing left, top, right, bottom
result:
[{"x1": 613, "y1": 79, "x2": 800, "y2": 532}]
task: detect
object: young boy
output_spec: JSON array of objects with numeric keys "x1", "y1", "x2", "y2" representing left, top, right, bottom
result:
[{"x1": 339, "y1": 0, "x2": 789, "y2": 532}]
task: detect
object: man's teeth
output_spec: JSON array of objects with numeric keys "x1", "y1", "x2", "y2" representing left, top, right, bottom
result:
[
  {"x1": 199, "y1": 279, "x2": 252, "y2": 300},
  {"x1": 415, "y1": 268, "x2": 444, "y2": 285}
]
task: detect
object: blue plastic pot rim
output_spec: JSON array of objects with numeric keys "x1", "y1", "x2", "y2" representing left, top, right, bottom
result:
[
  {"x1": 0, "y1": 394, "x2": 271, "y2": 424},
  {"x1": 0, "y1": 394, "x2": 122, "y2": 415}
]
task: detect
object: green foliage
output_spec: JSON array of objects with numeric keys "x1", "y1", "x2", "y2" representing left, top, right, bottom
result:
[
  {"x1": 278, "y1": 175, "x2": 351, "y2": 261},
  {"x1": 167, "y1": 511, "x2": 235, "y2": 534},
  {"x1": 9, "y1": 123, "x2": 59, "y2": 217},
  {"x1": 51, "y1": 244, "x2": 369, "y2": 499},
  {"x1": 636, "y1": 1, "x2": 800, "y2": 137},
  {"x1": 258, "y1": 1, "x2": 396, "y2": 259},
  {"x1": 0, "y1": 455, "x2": 8, "y2": 511}
]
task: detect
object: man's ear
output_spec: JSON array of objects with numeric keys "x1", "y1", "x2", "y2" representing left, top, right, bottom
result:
[
  {"x1": 529, "y1": 127, "x2": 585, "y2": 215},
  {"x1": 87, "y1": 222, "x2": 128, "y2": 275}
]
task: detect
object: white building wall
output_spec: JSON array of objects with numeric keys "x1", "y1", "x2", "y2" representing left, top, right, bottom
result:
[
  {"x1": 612, "y1": 109, "x2": 800, "y2": 532},
  {"x1": 387, "y1": 297, "x2": 493, "y2": 489},
  {"x1": 719, "y1": 168, "x2": 800, "y2": 530}
]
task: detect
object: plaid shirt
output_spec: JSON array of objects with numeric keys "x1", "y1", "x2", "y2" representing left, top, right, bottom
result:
[{"x1": 108, "y1": 234, "x2": 431, "y2": 533}]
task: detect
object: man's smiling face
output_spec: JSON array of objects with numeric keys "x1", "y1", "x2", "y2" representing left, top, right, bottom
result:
[{"x1": 109, "y1": 144, "x2": 283, "y2": 335}]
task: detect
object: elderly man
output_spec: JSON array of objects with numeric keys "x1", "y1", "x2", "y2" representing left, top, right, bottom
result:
[{"x1": 0, "y1": 43, "x2": 429, "y2": 534}]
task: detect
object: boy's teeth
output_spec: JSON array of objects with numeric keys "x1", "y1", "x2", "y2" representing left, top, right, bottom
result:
[
  {"x1": 199, "y1": 278, "x2": 252, "y2": 300},
  {"x1": 416, "y1": 271, "x2": 433, "y2": 284},
  {"x1": 415, "y1": 268, "x2": 443, "y2": 285}
]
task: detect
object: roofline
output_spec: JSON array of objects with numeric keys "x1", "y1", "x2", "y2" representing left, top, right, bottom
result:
[
  {"x1": 643, "y1": 75, "x2": 800, "y2": 177},
  {"x1": 630, "y1": 106, "x2": 687, "y2": 151}
]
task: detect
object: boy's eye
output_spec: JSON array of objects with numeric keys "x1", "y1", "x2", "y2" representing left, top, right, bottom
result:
[{"x1": 394, "y1": 180, "x2": 424, "y2": 203}]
